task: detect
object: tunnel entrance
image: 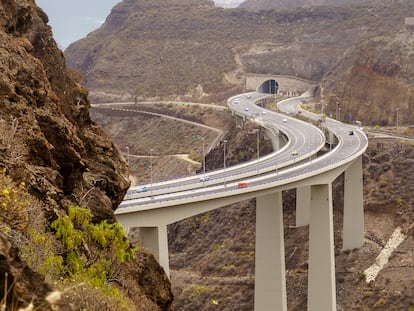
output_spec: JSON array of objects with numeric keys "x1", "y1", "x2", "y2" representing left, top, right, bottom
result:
[{"x1": 257, "y1": 79, "x2": 279, "y2": 94}]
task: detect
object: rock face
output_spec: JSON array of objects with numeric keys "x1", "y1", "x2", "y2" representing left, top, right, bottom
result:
[
  {"x1": 0, "y1": 233, "x2": 63, "y2": 310},
  {"x1": 0, "y1": 0, "x2": 129, "y2": 219},
  {"x1": 0, "y1": 0, "x2": 173, "y2": 309},
  {"x1": 321, "y1": 29, "x2": 414, "y2": 125}
]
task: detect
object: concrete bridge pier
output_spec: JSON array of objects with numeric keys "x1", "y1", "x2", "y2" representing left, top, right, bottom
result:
[
  {"x1": 140, "y1": 226, "x2": 170, "y2": 277},
  {"x1": 255, "y1": 192, "x2": 287, "y2": 311},
  {"x1": 308, "y1": 184, "x2": 336, "y2": 311},
  {"x1": 263, "y1": 128, "x2": 283, "y2": 151},
  {"x1": 235, "y1": 115, "x2": 244, "y2": 128},
  {"x1": 343, "y1": 155, "x2": 364, "y2": 250}
]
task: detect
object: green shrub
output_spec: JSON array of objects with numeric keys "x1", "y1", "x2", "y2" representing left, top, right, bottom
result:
[{"x1": 51, "y1": 206, "x2": 137, "y2": 278}]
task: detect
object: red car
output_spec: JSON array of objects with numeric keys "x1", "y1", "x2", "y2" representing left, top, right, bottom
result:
[{"x1": 237, "y1": 182, "x2": 248, "y2": 188}]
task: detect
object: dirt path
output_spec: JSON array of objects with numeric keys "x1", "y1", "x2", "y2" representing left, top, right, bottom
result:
[
  {"x1": 171, "y1": 269, "x2": 254, "y2": 286},
  {"x1": 93, "y1": 103, "x2": 224, "y2": 154}
]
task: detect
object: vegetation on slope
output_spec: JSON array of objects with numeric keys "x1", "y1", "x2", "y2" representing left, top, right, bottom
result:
[{"x1": 0, "y1": 0, "x2": 173, "y2": 309}]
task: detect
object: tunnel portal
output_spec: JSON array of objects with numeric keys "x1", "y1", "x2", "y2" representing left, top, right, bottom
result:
[{"x1": 257, "y1": 79, "x2": 279, "y2": 94}]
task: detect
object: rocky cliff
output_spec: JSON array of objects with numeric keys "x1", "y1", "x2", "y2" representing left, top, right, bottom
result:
[
  {"x1": 0, "y1": 0, "x2": 172, "y2": 309},
  {"x1": 321, "y1": 28, "x2": 414, "y2": 125}
]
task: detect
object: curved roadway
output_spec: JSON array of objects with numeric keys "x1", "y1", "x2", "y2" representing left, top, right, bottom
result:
[{"x1": 117, "y1": 92, "x2": 367, "y2": 211}]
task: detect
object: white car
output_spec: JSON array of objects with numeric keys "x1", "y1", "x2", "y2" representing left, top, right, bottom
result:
[
  {"x1": 199, "y1": 176, "x2": 210, "y2": 182},
  {"x1": 244, "y1": 107, "x2": 249, "y2": 111},
  {"x1": 283, "y1": 118, "x2": 287, "y2": 123},
  {"x1": 135, "y1": 186, "x2": 148, "y2": 193}
]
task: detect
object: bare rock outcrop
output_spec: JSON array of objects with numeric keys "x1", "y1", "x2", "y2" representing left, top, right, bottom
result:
[
  {"x1": 321, "y1": 29, "x2": 414, "y2": 125},
  {"x1": 0, "y1": 0, "x2": 129, "y2": 219},
  {"x1": 0, "y1": 0, "x2": 173, "y2": 309}
]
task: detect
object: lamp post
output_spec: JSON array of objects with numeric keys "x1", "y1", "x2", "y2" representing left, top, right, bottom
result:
[
  {"x1": 202, "y1": 137, "x2": 206, "y2": 181},
  {"x1": 150, "y1": 148, "x2": 154, "y2": 197},
  {"x1": 338, "y1": 107, "x2": 342, "y2": 122},
  {"x1": 223, "y1": 140, "x2": 227, "y2": 186},
  {"x1": 395, "y1": 108, "x2": 400, "y2": 127}
]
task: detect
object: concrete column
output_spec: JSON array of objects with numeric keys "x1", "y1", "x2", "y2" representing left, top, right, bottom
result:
[
  {"x1": 140, "y1": 225, "x2": 170, "y2": 277},
  {"x1": 343, "y1": 155, "x2": 364, "y2": 250},
  {"x1": 296, "y1": 186, "x2": 311, "y2": 227},
  {"x1": 265, "y1": 128, "x2": 281, "y2": 151},
  {"x1": 308, "y1": 184, "x2": 336, "y2": 311},
  {"x1": 255, "y1": 192, "x2": 287, "y2": 311}
]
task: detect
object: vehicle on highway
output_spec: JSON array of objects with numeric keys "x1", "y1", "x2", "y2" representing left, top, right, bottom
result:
[
  {"x1": 237, "y1": 182, "x2": 248, "y2": 188},
  {"x1": 234, "y1": 100, "x2": 239, "y2": 104},
  {"x1": 283, "y1": 118, "x2": 287, "y2": 123},
  {"x1": 349, "y1": 130, "x2": 354, "y2": 136},
  {"x1": 135, "y1": 186, "x2": 148, "y2": 193},
  {"x1": 199, "y1": 176, "x2": 210, "y2": 182},
  {"x1": 262, "y1": 111, "x2": 267, "y2": 115},
  {"x1": 291, "y1": 150, "x2": 298, "y2": 156},
  {"x1": 244, "y1": 107, "x2": 249, "y2": 111},
  {"x1": 246, "y1": 95, "x2": 251, "y2": 99}
]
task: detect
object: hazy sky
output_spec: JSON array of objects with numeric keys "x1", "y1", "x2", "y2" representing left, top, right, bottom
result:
[
  {"x1": 36, "y1": 0, "x2": 121, "y2": 49},
  {"x1": 36, "y1": 0, "x2": 244, "y2": 50}
]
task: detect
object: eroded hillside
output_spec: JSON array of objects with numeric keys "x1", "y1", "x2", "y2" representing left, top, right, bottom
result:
[
  {"x1": 321, "y1": 29, "x2": 414, "y2": 126},
  {"x1": 0, "y1": 0, "x2": 172, "y2": 309},
  {"x1": 64, "y1": 0, "x2": 412, "y2": 104},
  {"x1": 91, "y1": 102, "x2": 414, "y2": 311}
]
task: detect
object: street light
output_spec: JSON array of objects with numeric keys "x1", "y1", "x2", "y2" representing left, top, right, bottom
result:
[
  {"x1": 338, "y1": 107, "x2": 342, "y2": 122},
  {"x1": 223, "y1": 140, "x2": 227, "y2": 186},
  {"x1": 150, "y1": 148, "x2": 154, "y2": 197},
  {"x1": 202, "y1": 137, "x2": 206, "y2": 181}
]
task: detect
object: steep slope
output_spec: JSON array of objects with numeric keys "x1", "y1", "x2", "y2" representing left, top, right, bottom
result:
[
  {"x1": 91, "y1": 102, "x2": 414, "y2": 310},
  {"x1": 321, "y1": 28, "x2": 414, "y2": 125},
  {"x1": 0, "y1": 0, "x2": 172, "y2": 309},
  {"x1": 64, "y1": 0, "x2": 411, "y2": 103}
]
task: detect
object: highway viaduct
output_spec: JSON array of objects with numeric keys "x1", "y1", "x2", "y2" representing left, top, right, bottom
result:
[{"x1": 115, "y1": 80, "x2": 367, "y2": 311}]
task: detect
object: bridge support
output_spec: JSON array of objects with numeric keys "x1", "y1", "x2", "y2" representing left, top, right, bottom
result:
[
  {"x1": 141, "y1": 226, "x2": 170, "y2": 277},
  {"x1": 343, "y1": 155, "x2": 364, "y2": 250},
  {"x1": 255, "y1": 192, "x2": 287, "y2": 311},
  {"x1": 296, "y1": 186, "x2": 311, "y2": 227},
  {"x1": 235, "y1": 115, "x2": 245, "y2": 128},
  {"x1": 264, "y1": 128, "x2": 283, "y2": 151},
  {"x1": 308, "y1": 184, "x2": 336, "y2": 311}
]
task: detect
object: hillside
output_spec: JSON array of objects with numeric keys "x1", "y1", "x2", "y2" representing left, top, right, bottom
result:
[
  {"x1": 320, "y1": 28, "x2": 414, "y2": 126},
  {"x1": 91, "y1": 101, "x2": 414, "y2": 310},
  {"x1": 64, "y1": 0, "x2": 411, "y2": 104},
  {"x1": 0, "y1": 0, "x2": 172, "y2": 309}
]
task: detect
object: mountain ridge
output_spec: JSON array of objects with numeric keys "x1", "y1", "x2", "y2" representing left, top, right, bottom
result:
[{"x1": 65, "y1": 0, "x2": 411, "y2": 112}]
